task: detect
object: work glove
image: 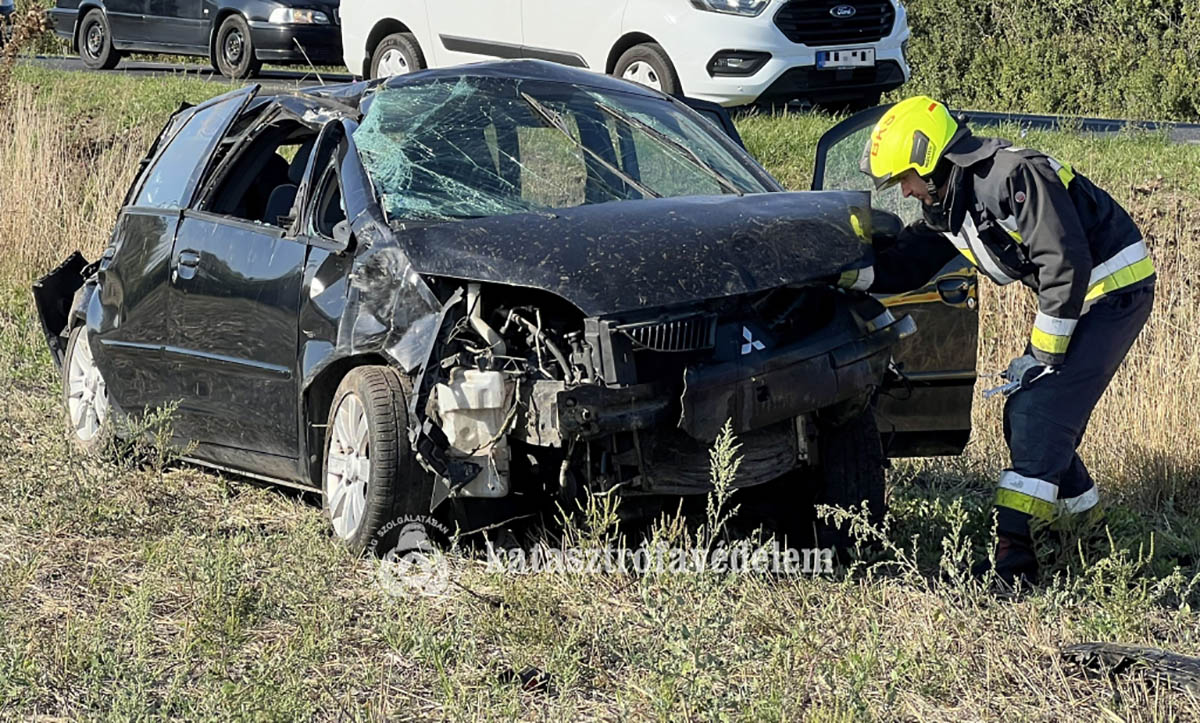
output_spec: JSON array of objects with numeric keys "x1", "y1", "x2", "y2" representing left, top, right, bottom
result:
[{"x1": 1004, "y1": 353, "x2": 1055, "y2": 391}]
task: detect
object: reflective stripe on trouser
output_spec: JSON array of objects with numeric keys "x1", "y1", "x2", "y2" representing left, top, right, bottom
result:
[{"x1": 996, "y1": 285, "x2": 1154, "y2": 537}]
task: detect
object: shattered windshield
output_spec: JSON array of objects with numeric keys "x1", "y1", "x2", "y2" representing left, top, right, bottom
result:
[{"x1": 353, "y1": 76, "x2": 770, "y2": 223}]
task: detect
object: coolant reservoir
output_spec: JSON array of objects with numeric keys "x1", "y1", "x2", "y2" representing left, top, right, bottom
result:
[{"x1": 434, "y1": 369, "x2": 512, "y2": 497}]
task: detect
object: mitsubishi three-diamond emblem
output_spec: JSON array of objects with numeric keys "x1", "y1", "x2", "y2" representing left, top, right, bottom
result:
[{"x1": 741, "y1": 327, "x2": 765, "y2": 355}]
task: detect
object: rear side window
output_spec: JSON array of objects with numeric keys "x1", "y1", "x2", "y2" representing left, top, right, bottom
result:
[{"x1": 133, "y1": 96, "x2": 247, "y2": 209}]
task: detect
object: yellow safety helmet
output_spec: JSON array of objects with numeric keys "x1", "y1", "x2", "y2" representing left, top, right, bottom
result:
[{"x1": 860, "y1": 96, "x2": 960, "y2": 190}]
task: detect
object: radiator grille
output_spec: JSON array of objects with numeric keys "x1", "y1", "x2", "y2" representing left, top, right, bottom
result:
[
  {"x1": 618, "y1": 314, "x2": 717, "y2": 353},
  {"x1": 774, "y1": 0, "x2": 896, "y2": 46}
]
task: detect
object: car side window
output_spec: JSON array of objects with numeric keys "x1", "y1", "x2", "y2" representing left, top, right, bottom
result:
[
  {"x1": 310, "y1": 162, "x2": 346, "y2": 238},
  {"x1": 201, "y1": 119, "x2": 322, "y2": 228},
  {"x1": 134, "y1": 98, "x2": 245, "y2": 209}
]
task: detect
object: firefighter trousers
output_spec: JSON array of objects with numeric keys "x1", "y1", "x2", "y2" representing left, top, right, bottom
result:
[{"x1": 995, "y1": 284, "x2": 1155, "y2": 538}]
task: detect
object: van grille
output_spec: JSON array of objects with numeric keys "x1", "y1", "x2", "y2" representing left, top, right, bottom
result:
[{"x1": 774, "y1": 0, "x2": 896, "y2": 47}]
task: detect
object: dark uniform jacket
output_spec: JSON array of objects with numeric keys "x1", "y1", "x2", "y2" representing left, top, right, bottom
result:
[{"x1": 841, "y1": 131, "x2": 1156, "y2": 366}]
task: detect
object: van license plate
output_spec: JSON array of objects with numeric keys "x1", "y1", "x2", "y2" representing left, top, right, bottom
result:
[{"x1": 816, "y1": 49, "x2": 875, "y2": 69}]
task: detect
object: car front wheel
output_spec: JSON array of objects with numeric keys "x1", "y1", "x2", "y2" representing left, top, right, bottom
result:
[
  {"x1": 613, "y1": 42, "x2": 680, "y2": 96},
  {"x1": 77, "y1": 9, "x2": 120, "y2": 70},
  {"x1": 323, "y1": 366, "x2": 435, "y2": 551},
  {"x1": 370, "y1": 32, "x2": 425, "y2": 79},
  {"x1": 62, "y1": 326, "x2": 111, "y2": 454},
  {"x1": 214, "y1": 14, "x2": 262, "y2": 79},
  {"x1": 814, "y1": 406, "x2": 887, "y2": 553}
]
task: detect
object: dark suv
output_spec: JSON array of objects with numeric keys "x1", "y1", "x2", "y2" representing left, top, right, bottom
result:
[{"x1": 49, "y1": 0, "x2": 342, "y2": 78}]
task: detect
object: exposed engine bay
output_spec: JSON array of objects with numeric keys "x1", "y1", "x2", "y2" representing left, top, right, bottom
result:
[{"x1": 416, "y1": 280, "x2": 914, "y2": 509}]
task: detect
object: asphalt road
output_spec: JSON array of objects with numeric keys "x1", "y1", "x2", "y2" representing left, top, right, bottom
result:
[
  {"x1": 26, "y1": 55, "x2": 356, "y2": 93},
  {"x1": 24, "y1": 55, "x2": 1200, "y2": 143}
]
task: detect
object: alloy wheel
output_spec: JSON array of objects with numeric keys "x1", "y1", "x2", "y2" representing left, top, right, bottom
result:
[
  {"x1": 66, "y1": 333, "x2": 109, "y2": 442},
  {"x1": 325, "y1": 393, "x2": 371, "y2": 539}
]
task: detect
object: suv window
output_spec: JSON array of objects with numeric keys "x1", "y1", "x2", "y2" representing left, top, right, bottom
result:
[{"x1": 133, "y1": 96, "x2": 247, "y2": 209}]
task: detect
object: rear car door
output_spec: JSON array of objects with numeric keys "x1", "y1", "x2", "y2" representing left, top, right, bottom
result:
[
  {"x1": 425, "y1": 0, "x2": 522, "y2": 65},
  {"x1": 90, "y1": 87, "x2": 257, "y2": 418},
  {"x1": 143, "y1": 0, "x2": 209, "y2": 49},
  {"x1": 812, "y1": 105, "x2": 979, "y2": 457},
  {"x1": 164, "y1": 105, "x2": 318, "y2": 471}
]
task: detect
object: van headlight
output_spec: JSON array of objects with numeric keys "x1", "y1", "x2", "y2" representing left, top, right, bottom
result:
[
  {"x1": 689, "y1": 0, "x2": 771, "y2": 17},
  {"x1": 268, "y1": 8, "x2": 330, "y2": 24}
]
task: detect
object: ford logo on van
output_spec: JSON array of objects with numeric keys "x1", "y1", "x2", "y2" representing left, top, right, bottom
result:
[{"x1": 830, "y1": 4, "x2": 857, "y2": 17}]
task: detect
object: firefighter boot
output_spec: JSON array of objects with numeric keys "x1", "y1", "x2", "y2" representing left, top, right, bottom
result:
[{"x1": 972, "y1": 534, "x2": 1039, "y2": 589}]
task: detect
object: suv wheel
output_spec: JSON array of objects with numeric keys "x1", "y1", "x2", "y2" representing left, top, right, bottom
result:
[
  {"x1": 77, "y1": 9, "x2": 120, "y2": 70},
  {"x1": 62, "y1": 326, "x2": 111, "y2": 454},
  {"x1": 370, "y1": 32, "x2": 425, "y2": 79},
  {"x1": 214, "y1": 14, "x2": 262, "y2": 79},
  {"x1": 614, "y1": 42, "x2": 680, "y2": 96},
  {"x1": 323, "y1": 366, "x2": 435, "y2": 551}
]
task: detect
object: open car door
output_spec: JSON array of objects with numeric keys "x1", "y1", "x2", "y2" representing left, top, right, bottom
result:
[{"x1": 813, "y1": 105, "x2": 979, "y2": 457}]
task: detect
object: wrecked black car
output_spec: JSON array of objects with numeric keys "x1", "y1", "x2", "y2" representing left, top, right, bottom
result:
[{"x1": 33, "y1": 60, "x2": 978, "y2": 547}]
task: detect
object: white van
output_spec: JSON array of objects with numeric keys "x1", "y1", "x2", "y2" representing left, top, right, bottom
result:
[{"x1": 340, "y1": 0, "x2": 911, "y2": 108}]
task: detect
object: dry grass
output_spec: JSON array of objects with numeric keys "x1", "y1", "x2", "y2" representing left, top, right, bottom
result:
[{"x1": 2, "y1": 67, "x2": 1200, "y2": 719}]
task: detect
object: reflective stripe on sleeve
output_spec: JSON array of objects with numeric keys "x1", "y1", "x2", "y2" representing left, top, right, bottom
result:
[
  {"x1": 1046, "y1": 156, "x2": 1076, "y2": 187},
  {"x1": 1031, "y1": 311, "x2": 1077, "y2": 356},
  {"x1": 997, "y1": 214, "x2": 1023, "y2": 243},
  {"x1": 839, "y1": 265, "x2": 875, "y2": 291}
]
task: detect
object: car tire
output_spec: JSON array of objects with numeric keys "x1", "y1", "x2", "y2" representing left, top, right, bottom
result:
[
  {"x1": 814, "y1": 406, "x2": 887, "y2": 553},
  {"x1": 322, "y1": 366, "x2": 435, "y2": 552},
  {"x1": 214, "y1": 14, "x2": 262, "y2": 79},
  {"x1": 61, "y1": 325, "x2": 112, "y2": 455},
  {"x1": 370, "y1": 32, "x2": 425, "y2": 79},
  {"x1": 613, "y1": 42, "x2": 680, "y2": 96},
  {"x1": 77, "y1": 9, "x2": 120, "y2": 71}
]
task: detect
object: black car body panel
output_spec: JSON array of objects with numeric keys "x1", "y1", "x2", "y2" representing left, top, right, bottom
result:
[
  {"x1": 49, "y1": 0, "x2": 342, "y2": 65},
  {"x1": 390, "y1": 192, "x2": 871, "y2": 317},
  {"x1": 33, "y1": 60, "x2": 971, "y2": 511}
]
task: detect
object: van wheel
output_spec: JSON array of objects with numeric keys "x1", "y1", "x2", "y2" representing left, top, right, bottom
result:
[
  {"x1": 614, "y1": 42, "x2": 680, "y2": 96},
  {"x1": 322, "y1": 366, "x2": 435, "y2": 552},
  {"x1": 62, "y1": 326, "x2": 112, "y2": 455},
  {"x1": 78, "y1": 9, "x2": 120, "y2": 70},
  {"x1": 215, "y1": 14, "x2": 262, "y2": 79},
  {"x1": 370, "y1": 32, "x2": 425, "y2": 79}
]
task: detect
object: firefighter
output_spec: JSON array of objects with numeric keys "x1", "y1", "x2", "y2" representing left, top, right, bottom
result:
[{"x1": 847, "y1": 96, "x2": 1155, "y2": 587}]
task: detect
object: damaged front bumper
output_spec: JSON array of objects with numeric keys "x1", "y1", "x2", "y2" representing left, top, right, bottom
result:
[{"x1": 548, "y1": 308, "x2": 915, "y2": 444}]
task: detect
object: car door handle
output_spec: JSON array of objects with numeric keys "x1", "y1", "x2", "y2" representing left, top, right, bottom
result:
[
  {"x1": 174, "y1": 250, "x2": 201, "y2": 282},
  {"x1": 936, "y1": 277, "x2": 975, "y2": 307}
]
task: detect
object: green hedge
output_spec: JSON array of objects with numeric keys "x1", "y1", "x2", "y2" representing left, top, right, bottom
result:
[{"x1": 897, "y1": 0, "x2": 1200, "y2": 121}]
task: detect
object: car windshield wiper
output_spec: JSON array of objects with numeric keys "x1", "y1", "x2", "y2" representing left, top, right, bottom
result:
[
  {"x1": 520, "y1": 92, "x2": 661, "y2": 200},
  {"x1": 595, "y1": 101, "x2": 745, "y2": 197}
]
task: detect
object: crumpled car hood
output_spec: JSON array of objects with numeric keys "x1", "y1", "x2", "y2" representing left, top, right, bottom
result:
[{"x1": 391, "y1": 191, "x2": 872, "y2": 316}]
